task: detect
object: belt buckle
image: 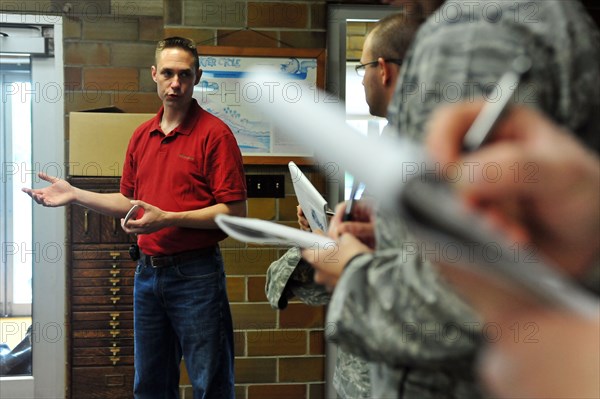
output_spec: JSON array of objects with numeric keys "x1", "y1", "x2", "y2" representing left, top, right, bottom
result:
[{"x1": 148, "y1": 255, "x2": 160, "y2": 268}]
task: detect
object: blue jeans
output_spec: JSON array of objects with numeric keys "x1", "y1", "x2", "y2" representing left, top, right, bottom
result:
[{"x1": 133, "y1": 248, "x2": 234, "y2": 399}]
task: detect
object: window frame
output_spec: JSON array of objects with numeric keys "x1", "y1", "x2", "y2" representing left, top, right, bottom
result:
[{"x1": 0, "y1": 13, "x2": 65, "y2": 398}]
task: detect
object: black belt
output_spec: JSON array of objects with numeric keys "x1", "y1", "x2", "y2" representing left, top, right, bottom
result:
[{"x1": 140, "y1": 247, "x2": 217, "y2": 268}]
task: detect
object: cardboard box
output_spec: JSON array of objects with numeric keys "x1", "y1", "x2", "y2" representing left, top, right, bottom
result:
[{"x1": 69, "y1": 111, "x2": 154, "y2": 176}]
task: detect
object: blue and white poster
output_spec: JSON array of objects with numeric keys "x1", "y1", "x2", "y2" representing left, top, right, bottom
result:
[{"x1": 194, "y1": 55, "x2": 318, "y2": 155}]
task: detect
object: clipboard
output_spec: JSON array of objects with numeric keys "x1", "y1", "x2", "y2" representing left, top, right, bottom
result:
[{"x1": 288, "y1": 161, "x2": 329, "y2": 232}]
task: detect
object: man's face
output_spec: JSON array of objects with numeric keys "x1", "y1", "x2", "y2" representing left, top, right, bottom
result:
[
  {"x1": 360, "y1": 36, "x2": 387, "y2": 118},
  {"x1": 151, "y1": 47, "x2": 201, "y2": 108}
]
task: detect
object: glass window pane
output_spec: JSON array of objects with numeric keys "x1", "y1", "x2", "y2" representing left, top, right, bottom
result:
[
  {"x1": 1, "y1": 65, "x2": 33, "y2": 378},
  {"x1": 10, "y1": 82, "x2": 33, "y2": 305}
]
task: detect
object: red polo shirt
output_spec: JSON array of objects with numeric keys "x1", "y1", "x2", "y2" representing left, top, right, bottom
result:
[{"x1": 120, "y1": 99, "x2": 247, "y2": 256}]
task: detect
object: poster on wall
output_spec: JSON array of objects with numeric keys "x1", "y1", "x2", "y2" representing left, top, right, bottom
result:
[{"x1": 194, "y1": 46, "x2": 326, "y2": 161}]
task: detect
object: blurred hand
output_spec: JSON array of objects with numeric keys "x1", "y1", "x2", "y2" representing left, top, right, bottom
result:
[
  {"x1": 328, "y1": 200, "x2": 377, "y2": 249},
  {"x1": 301, "y1": 233, "x2": 372, "y2": 291},
  {"x1": 297, "y1": 205, "x2": 311, "y2": 231},
  {"x1": 480, "y1": 310, "x2": 600, "y2": 399},
  {"x1": 426, "y1": 103, "x2": 600, "y2": 277}
]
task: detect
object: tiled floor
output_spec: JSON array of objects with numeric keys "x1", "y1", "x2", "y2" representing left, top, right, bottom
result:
[{"x1": 1, "y1": 317, "x2": 32, "y2": 350}]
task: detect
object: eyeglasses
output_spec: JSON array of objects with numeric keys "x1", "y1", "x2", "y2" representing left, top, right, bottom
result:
[{"x1": 355, "y1": 58, "x2": 403, "y2": 77}]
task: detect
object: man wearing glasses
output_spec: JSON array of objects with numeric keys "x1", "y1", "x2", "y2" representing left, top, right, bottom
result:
[
  {"x1": 355, "y1": 54, "x2": 402, "y2": 120},
  {"x1": 265, "y1": 13, "x2": 419, "y2": 399}
]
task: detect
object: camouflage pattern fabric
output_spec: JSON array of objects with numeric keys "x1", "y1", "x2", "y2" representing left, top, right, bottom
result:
[
  {"x1": 327, "y1": 1, "x2": 600, "y2": 398},
  {"x1": 265, "y1": 247, "x2": 371, "y2": 397},
  {"x1": 265, "y1": 247, "x2": 329, "y2": 309}
]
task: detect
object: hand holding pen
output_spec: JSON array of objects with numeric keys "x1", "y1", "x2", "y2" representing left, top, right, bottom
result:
[
  {"x1": 342, "y1": 179, "x2": 362, "y2": 222},
  {"x1": 329, "y1": 197, "x2": 377, "y2": 249}
]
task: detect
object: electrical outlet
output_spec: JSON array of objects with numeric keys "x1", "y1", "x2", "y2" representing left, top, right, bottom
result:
[{"x1": 246, "y1": 175, "x2": 285, "y2": 198}]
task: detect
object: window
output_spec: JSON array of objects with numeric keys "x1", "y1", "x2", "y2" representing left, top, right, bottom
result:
[
  {"x1": 0, "y1": 13, "x2": 65, "y2": 398},
  {"x1": 1, "y1": 57, "x2": 33, "y2": 319},
  {"x1": 327, "y1": 5, "x2": 398, "y2": 204}
]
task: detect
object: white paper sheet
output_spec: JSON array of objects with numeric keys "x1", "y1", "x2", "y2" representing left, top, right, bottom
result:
[
  {"x1": 216, "y1": 214, "x2": 335, "y2": 248},
  {"x1": 288, "y1": 161, "x2": 329, "y2": 232}
]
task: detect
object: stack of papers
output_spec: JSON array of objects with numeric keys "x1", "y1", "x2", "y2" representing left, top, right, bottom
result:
[{"x1": 216, "y1": 214, "x2": 335, "y2": 248}]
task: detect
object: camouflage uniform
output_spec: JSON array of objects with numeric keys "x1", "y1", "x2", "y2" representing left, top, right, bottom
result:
[
  {"x1": 327, "y1": 1, "x2": 600, "y2": 398},
  {"x1": 266, "y1": 247, "x2": 372, "y2": 398}
]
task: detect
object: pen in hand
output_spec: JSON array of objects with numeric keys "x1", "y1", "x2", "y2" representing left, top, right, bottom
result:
[
  {"x1": 343, "y1": 179, "x2": 361, "y2": 222},
  {"x1": 462, "y1": 55, "x2": 532, "y2": 151}
]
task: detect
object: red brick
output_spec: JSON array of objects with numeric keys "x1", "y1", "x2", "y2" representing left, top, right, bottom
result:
[
  {"x1": 235, "y1": 358, "x2": 277, "y2": 384},
  {"x1": 82, "y1": 17, "x2": 139, "y2": 41},
  {"x1": 110, "y1": 92, "x2": 162, "y2": 113},
  {"x1": 309, "y1": 383, "x2": 325, "y2": 399},
  {"x1": 279, "y1": 357, "x2": 324, "y2": 382},
  {"x1": 247, "y1": 276, "x2": 266, "y2": 302},
  {"x1": 227, "y1": 276, "x2": 246, "y2": 302},
  {"x1": 309, "y1": 330, "x2": 325, "y2": 355},
  {"x1": 247, "y1": 330, "x2": 306, "y2": 356},
  {"x1": 83, "y1": 67, "x2": 138, "y2": 91},
  {"x1": 222, "y1": 248, "x2": 280, "y2": 275},
  {"x1": 248, "y1": 384, "x2": 306, "y2": 399},
  {"x1": 65, "y1": 66, "x2": 82, "y2": 90},
  {"x1": 65, "y1": 42, "x2": 110, "y2": 66},
  {"x1": 140, "y1": 17, "x2": 165, "y2": 42},
  {"x1": 234, "y1": 330, "x2": 246, "y2": 357},
  {"x1": 231, "y1": 303, "x2": 276, "y2": 330},
  {"x1": 279, "y1": 303, "x2": 324, "y2": 328},
  {"x1": 248, "y1": 2, "x2": 308, "y2": 29}
]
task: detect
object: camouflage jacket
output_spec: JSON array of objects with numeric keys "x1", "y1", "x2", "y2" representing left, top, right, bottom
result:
[
  {"x1": 327, "y1": 1, "x2": 600, "y2": 398},
  {"x1": 265, "y1": 247, "x2": 371, "y2": 398}
]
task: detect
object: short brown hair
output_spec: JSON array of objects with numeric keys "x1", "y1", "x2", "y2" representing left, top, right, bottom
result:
[
  {"x1": 155, "y1": 37, "x2": 200, "y2": 70},
  {"x1": 369, "y1": 13, "x2": 420, "y2": 61}
]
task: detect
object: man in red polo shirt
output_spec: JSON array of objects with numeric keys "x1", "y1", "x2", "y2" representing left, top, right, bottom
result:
[{"x1": 24, "y1": 37, "x2": 247, "y2": 398}]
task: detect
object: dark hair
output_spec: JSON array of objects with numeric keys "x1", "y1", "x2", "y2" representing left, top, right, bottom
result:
[
  {"x1": 369, "y1": 13, "x2": 421, "y2": 61},
  {"x1": 155, "y1": 36, "x2": 200, "y2": 70}
]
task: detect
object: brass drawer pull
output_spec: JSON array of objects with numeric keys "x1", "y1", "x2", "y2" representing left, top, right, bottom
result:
[
  {"x1": 109, "y1": 330, "x2": 120, "y2": 338},
  {"x1": 109, "y1": 287, "x2": 121, "y2": 295},
  {"x1": 110, "y1": 296, "x2": 121, "y2": 304},
  {"x1": 110, "y1": 356, "x2": 120, "y2": 365},
  {"x1": 109, "y1": 312, "x2": 120, "y2": 320},
  {"x1": 109, "y1": 321, "x2": 120, "y2": 329},
  {"x1": 109, "y1": 269, "x2": 120, "y2": 276},
  {"x1": 109, "y1": 278, "x2": 120, "y2": 286},
  {"x1": 109, "y1": 347, "x2": 121, "y2": 355},
  {"x1": 110, "y1": 252, "x2": 120, "y2": 260},
  {"x1": 83, "y1": 210, "x2": 89, "y2": 234}
]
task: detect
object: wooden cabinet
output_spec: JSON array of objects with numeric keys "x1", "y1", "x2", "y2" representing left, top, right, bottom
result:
[{"x1": 67, "y1": 177, "x2": 136, "y2": 399}]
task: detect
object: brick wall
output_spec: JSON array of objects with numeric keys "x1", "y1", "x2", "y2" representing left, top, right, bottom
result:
[
  {"x1": 163, "y1": 0, "x2": 327, "y2": 49},
  {"x1": 346, "y1": 21, "x2": 376, "y2": 60},
  {"x1": 220, "y1": 164, "x2": 329, "y2": 399},
  {"x1": 0, "y1": 1, "x2": 333, "y2": 398}
]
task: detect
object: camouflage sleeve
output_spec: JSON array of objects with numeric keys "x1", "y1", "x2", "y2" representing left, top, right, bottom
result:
[
  {"x1": 265, "y1": 247, "x2": 330, "y2": 309},
  {"x1": 326, "y1": 249, "x2": 481, "y2": 370},
  {"x1": 387, "y1": 0, "x2": 600, "y2": 149}
]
